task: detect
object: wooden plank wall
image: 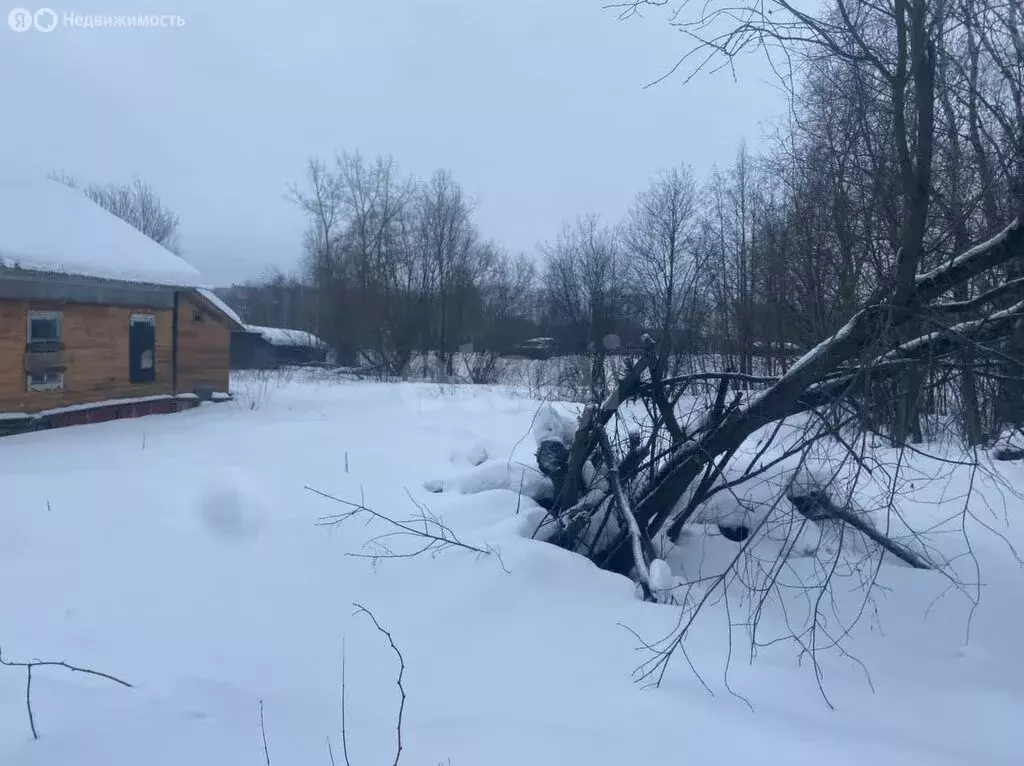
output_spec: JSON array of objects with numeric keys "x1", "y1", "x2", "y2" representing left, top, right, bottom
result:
[
  {"x1": 175, "y1": 294, "x2": 231, "y2": 394},
  {"x1": 0, "y1": 300, "x2": 174, "y2": 413}
]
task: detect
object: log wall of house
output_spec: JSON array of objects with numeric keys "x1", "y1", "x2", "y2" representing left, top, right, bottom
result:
[
  {"x1": 175, "y1": 293, "x2": 231, "y2": 394},
  {"x1": 0, "y1": 300, "x2": 174, "y2": 413}
]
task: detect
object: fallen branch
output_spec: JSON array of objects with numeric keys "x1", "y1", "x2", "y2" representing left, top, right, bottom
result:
[
  {"x1": 0, "y1": 646, "x2": 133, "y2": 740},
  {"x1": 788, "y1": 490, "x2": 934, "y2": 570},
  {"x1": 641, "y1": 337, "x2": 685, "y2": 444},
  {"x1": 555, "y1": 354, "x2": 652, "y2": 512},
  {"x1": 627, "y1": 217, "x2": 1024, "y2": 554},
  {"x1": 309, "y1": 486, "x2": 503, "y2": 568},
  {"x1": 597, "y1": 425, "x2": 655, "y2": 600}
]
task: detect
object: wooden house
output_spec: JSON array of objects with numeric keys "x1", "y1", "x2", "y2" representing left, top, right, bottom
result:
[{"x1": 0, "y1": 172, "x2": 245, "y2": 431}]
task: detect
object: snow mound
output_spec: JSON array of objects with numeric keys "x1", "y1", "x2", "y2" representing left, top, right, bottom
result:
[
  {"x1": 649, "y1": 558, "x2": 674, "y2": 593},
  {"x1": 194, "y1": 473, "x2": 266, "y2": 543},
  {"x1": 424, "y1": 460, "x2": 554, "y2": 504},
  {"x1": 532, "y1": 403, "x2": 576, "y2": 447},
  {"x1": 449, "y1": 443, "x2": 490, "y2": 467}
]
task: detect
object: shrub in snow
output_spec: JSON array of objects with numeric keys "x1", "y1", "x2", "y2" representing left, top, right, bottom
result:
[
  {"x1": 230, "y1": 368, "x2": 294, "y2": 411},
  {"x1": 449, "y1": 443, "x2": 490, "y2": 467}
]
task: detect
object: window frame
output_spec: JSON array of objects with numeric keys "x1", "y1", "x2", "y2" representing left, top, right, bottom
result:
[
  {"x1": 26, "y1": 370, "x2": 65, "y2": 392},
  {"x1": 129, "y1": 313, "x2": 158, "y2": 383},
  {"x1": 25, "y1": 310, "x2": 65, "y2": 392},
  {"x1": 27, "y1": 310, "x2": 63, "y2": 344}
]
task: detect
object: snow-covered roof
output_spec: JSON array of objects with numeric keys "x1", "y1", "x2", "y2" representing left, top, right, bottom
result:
[
  {"x1": 0, "y1": 171, "x2": 203, "y2": 287},
  {"x1": 196, "y1": 287, "x2": 244, "y2": 326},
  {"x1": 245, "y1": 324, "x2": 324, "y2": 347}
]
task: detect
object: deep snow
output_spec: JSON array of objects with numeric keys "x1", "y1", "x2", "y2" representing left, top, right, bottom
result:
[{"x1": 1, "y1": 375, "x2": 1021, "y2": 765}]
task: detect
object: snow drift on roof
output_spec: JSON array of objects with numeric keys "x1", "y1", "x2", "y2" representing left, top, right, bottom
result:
[
  {"x1": 245, "y1": 324, "x2": 324, "y2": 347},
  {"x1": 0, "y1": 171, "x2": 203, "y2": 287},
  {"x1": 197, "y1": 288, "x2": 244, "y2": 326}
]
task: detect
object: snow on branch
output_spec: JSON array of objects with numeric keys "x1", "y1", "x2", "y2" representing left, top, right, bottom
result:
[{"x1": 914, "y1": 216, "x2": 1023, "y2": 298}]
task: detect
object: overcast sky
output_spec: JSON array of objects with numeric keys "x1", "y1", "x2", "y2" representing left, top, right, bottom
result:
[{"x1": 1, "y1": 0, "x2": 783, "y2": 286}]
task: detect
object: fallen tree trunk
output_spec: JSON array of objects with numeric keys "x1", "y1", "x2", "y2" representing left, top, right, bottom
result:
[
  {"x1": 787, "y1": 489, "x2": 934, "y2": 570},
  {"x1": 535, "y1": 215, "x2": 1024, "y2": 577}
]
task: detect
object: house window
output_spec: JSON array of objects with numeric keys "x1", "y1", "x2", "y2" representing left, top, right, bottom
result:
[
  {"x1": 27, "y1": 371, "x2": 64, "y2": 392},
  {"x1": 26, "y1": 311, "x2": 65, "y2": 392},
  {"x1": 129, "y1": 314, "x2": 157, "y2": 383},
  {"x1": 28, "y1": 310, "x2": 62, "y2": 344}
]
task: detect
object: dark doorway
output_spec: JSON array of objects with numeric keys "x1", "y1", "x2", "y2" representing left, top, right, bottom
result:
[{"x1": 130, "y1": 314, "x2": 157, "y2": 383}]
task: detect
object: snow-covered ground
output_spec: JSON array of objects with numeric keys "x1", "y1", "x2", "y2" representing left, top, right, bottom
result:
[{"x1": 2, "y1": 375, "x2": 1022, "y2": 765}]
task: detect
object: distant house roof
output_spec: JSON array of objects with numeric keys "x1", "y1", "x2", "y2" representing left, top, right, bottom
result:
[
  {"x1": 0, "y1": 171, "x2": 203, "y2": 288},
  {"x1": 245, "y1": 324, "x2": 324, "y2": 348}
]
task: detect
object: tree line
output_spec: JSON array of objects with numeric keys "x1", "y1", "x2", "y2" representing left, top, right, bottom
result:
[
  {"x1": 305, "y1": 0, "x2": 1016, "y2": 444},
  {"x1": 63, "y1": 0, "x2": 1021, "y2": 447},
  {"x1": 250, "y1": 153, "x2": 774, "y2": 373}
]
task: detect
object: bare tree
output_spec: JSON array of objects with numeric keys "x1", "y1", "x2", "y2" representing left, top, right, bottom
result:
[
  {"x1": 52, "y1": 171, "x2": 181, "y2": 252},
  {"x1": 622, "y1": 164, "x2": 703, "y2": 364},
  {"x1": 289, "y1": 158, "x2": 345, "y2": 352},
  {"x1": 413, "y1": 169, "x2": 481, "y2": 377},
  {"x1": 290, "y1": 152, "x2": 423, "y2": 371},
  {"x1": 542, "y1": 214, "x2": 625, "y2": 395}
]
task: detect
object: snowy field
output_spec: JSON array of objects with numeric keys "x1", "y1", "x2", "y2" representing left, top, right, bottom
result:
[{"x1": 2, "y1": 375, "x2": 1022, "y2": 765}]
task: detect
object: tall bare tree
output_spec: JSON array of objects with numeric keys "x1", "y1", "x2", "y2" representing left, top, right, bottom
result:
[
  {"x1": 53, "y1": 172, "x2": 181, "y2": 253},
  {"x1": 621, "y1": 164, "x2": 703, "y2": 365},
  {"x1": 413, "y1": 169, "x2": 481, "y2": 376}
]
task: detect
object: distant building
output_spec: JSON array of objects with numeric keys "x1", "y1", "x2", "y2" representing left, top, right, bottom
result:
[
  {"x1": 510, "y1": 337, "x2": 557, "y2": 360},
  {"x1": 230, "y1": 324, "x2": 328, "y2": 369}
]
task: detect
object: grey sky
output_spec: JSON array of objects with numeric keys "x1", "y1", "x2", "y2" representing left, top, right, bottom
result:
[{"x1": 1, "y1": 0, "x2": 782, "y2": 286}]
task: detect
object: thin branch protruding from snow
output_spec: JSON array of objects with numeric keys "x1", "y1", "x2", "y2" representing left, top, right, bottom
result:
[
  {"x1": 339, "y1": 603, "x2": 407, "y2": 766},
  {"x1": 259, "y1": 700, "x2": 272, "y2": 766},
  {"x1": 0, "y1": 647, "x2": 133, "y2": 740},
  {"x1": 309, "y1": 486, "x2": 503, "y2": 568}
]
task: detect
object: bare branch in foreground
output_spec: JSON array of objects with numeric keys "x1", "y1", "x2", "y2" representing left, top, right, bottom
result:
[
  {"x1": 597, "y1": 424, "x2": 656, "y2": 601},
  {"x1": 0, "y1": 646, "x2": 133, "y2": 740},
  {"x1": 308, "y1": 486, "x2": 506, "y2": 571},
  {"x1": 259, "y1": 699, "x2": 272, "y2": 766},
  {"x1": 340, "y1": 604, "x2": 407, "y2": 766}
]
